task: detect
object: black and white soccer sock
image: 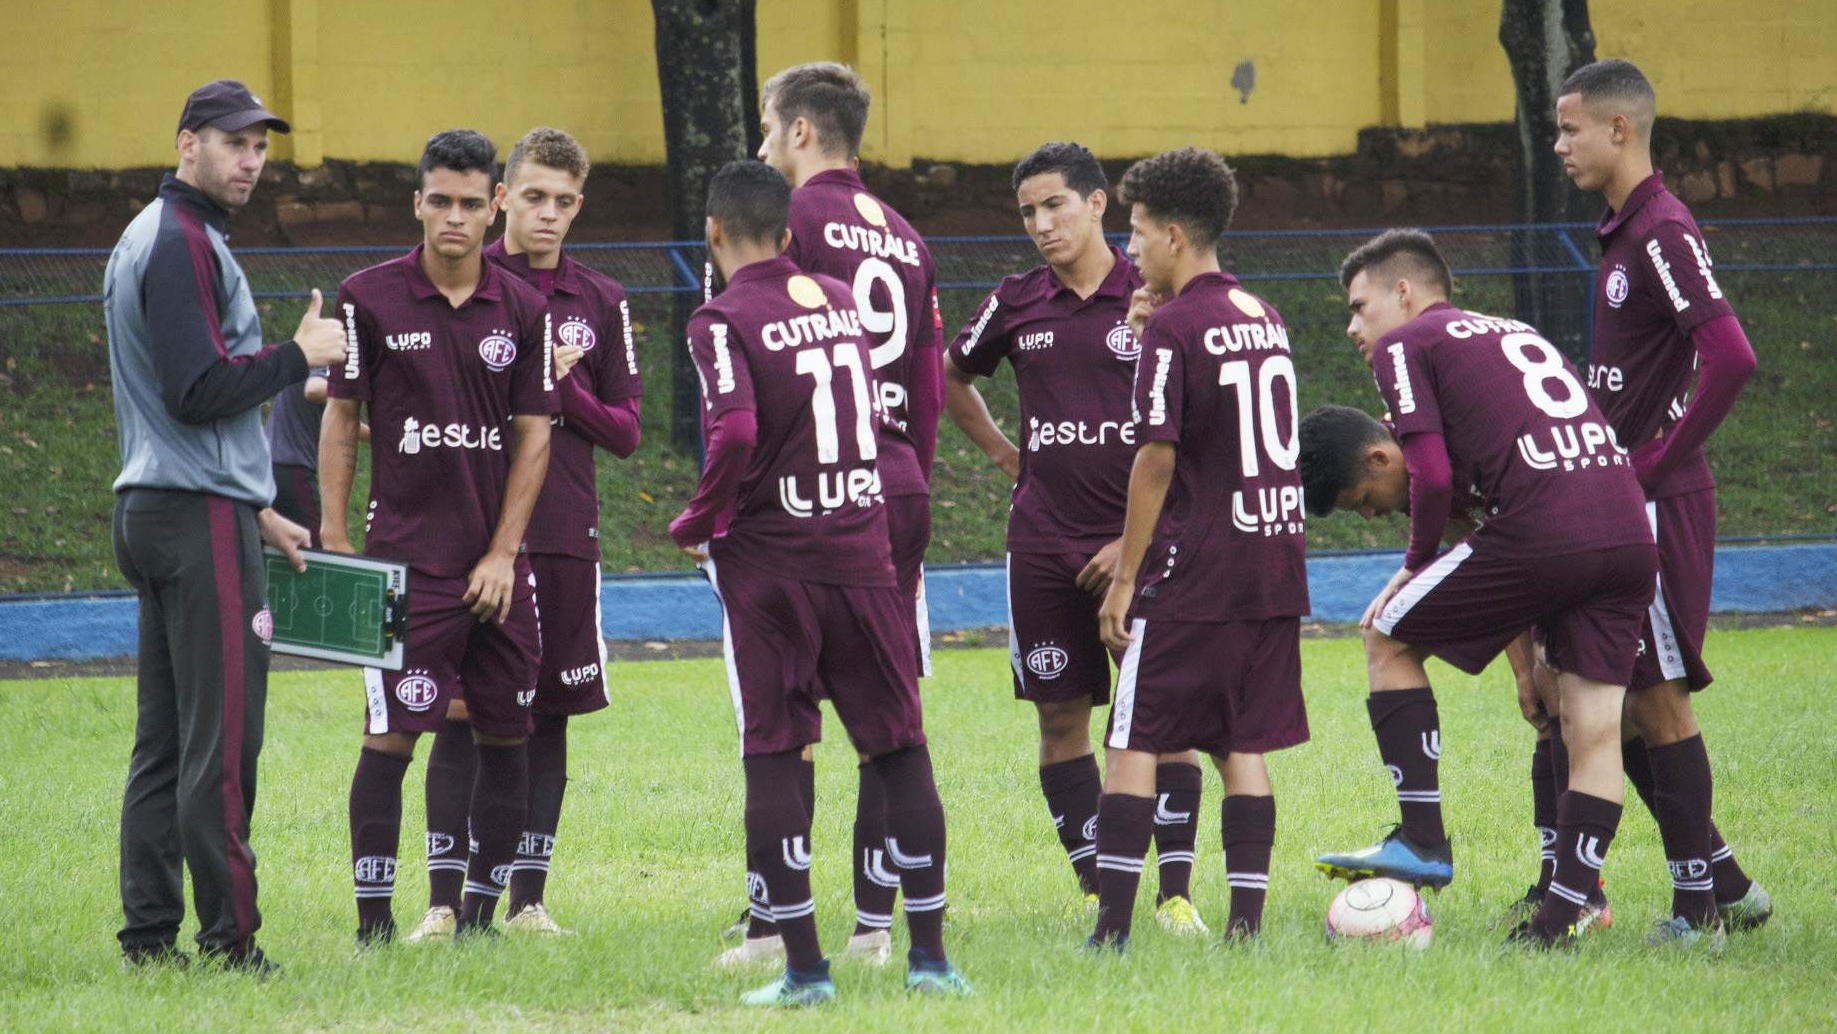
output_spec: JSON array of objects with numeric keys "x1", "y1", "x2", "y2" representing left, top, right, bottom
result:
[
  {"x1": 424, "y1": 718, "x2": 476, "y2": 911},
  {"x1": 1039, "y1": 754, "x2": 1102, "y2": 896},
  {"x1": 1091, "y1": 792, "x2": 1154, "y2": 945},
  {"x1": 350, "y1": 747, "x2": 410, "y2": 940},
  {"x1": 1221, "y1": 794, "x2": 1276, "y2": 938},
  {"x1": 1533, "y1": 790, "x2": 1621, "y2": 938},
  {"x1": 1368, "y1": 688, "x2": 1445, "y2": 846},
  {"x1": 1530, "y1": 737, "x2": 1557, "y2": 893},
  {"x1": 507, "y1": 714, "x2": 568, "y2": 916},
  {"x1": 1153, "y1": 761, "x2": 1203, "y2": 904},
  {"x1": 852, "y1": 760, "x2": 898, "y2": 937},
  {"x1": 873, "y1": 744, "x2": 949, "y2": 964},
  {"x1": 744, "y1": 750, "x2": 822, "y2": 970},
  {"x1": 459, "y1": 742, "x2": 528, "y2": 931}
]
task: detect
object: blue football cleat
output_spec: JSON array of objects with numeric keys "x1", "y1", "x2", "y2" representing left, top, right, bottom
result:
[
  {"x1": 740, "y1": 960, "x2": 836, "y2": 1007},
  {"x1": 1315, "y1": 828, "x2": 1454, "y2": 890}
]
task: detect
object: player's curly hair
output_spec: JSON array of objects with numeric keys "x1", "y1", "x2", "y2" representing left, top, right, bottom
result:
[
  {"x1": 1298, "y1": 405, "x2": 1391, "y2": 517},
  {"x1": 706, "y1": 160, "x2": 790, "y2": 244},
  {"x1": 505, "y1": 127, "x2": 590, "y2": 185},
  {"x1": 762, "y1": 62, "x2": 871, "y2": 159},
  {"x1": 1012, "y1": 142, "x2": 1107, "y2": 198},
  {"x1": 1338, "y1": 228, "x2": 1453, "y2": 297},
  {"x1": 1116, "y1": 147, "x2": 1238, "y2": 246},
  {"x1": 417, "y1": 129, "x2": 496, "y2": 187}
]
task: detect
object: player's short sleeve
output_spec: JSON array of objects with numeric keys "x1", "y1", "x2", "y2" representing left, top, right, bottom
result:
[
  {"x1": 595, "y1": 282, "x2": 643, "y2": 403},
  {"x1": 1371, "y1": 335, "x2": 1441, "y2": 438},
  {"x1": 325, "y1": 281, "x2": 377, "y2": 401},
  {"x1": 687, "y1": 308, "x2": 755, "y2": 421},
  {"x1": 1640, "y1": 220, "x2": 1735, "y2": 335},
  {"x1": 947, "y1": 288, "x2": 1010, "y2": 377},
  {"x1": 510, "y1": 296, "x2": 560, "y2": 417},
  {"x1": 1132, "y1": 317, "x2": 1185, "y2": 444}
]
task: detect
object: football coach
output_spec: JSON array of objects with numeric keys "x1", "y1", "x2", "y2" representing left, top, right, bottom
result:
[{"x1": 104, "y1": 79, "x2": 345, "y2": 973}]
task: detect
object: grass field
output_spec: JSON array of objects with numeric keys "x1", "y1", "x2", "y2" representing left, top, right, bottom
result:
[{"x1": 2, "y1": 627, "x2": 1833, "y2": 1032}]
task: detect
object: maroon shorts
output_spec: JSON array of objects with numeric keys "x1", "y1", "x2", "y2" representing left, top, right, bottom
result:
[
  {"x1": 1105, "y1": 617, "x2": 1308, "y2": 756},
  {"x1": 887, "y1": 494, "x2": 933, "y2": 677},
  {"x1": 361, "y1": 561, "x2": 540, "y2": 739},
  {"x1": 703, "y1": 554, "x2": 925, "y2": 759},
  {"x1": 530, "y1": 553, "x2": 610, "y2": 717},
  {"x1": 1006, "y1": 550, "x2": 1115, "y2": 705},
  {"x1": 1374, "y1": 540, "x2": 1657, "y2": 687},
  {"x1": 1632, "y1": 491, "x2": 1715, "y2": 693}
]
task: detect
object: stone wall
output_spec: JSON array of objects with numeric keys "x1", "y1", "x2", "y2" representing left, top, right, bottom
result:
[{"x1": 3, "y1": 116, "x2": 1831, "y2": 248}]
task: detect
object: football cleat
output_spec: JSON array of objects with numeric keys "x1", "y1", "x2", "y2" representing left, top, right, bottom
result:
[
  {"x1": 1494, "y1": 885, "x2": 1543, "y2": 930},
  {"x1": 721, "y1": 905, "x2": 759, "y2": 943},
  {"x1": 1496, "y1": 881, "x2": 1612, "y2": 934},
  {"x1": 841, "y1": 928, "x2": 892, "y2": 966},
  {"x1": 905, "y1": 950, "x2": 973, "y2": 996},
  {"x1": 1084, "y1": 893, "x2": 1101, "y2": 913},
  {"x1": 714, "y1": 933, "x2": 786, "y2": 969},
  {"x1": 1504, "y1": 920, "x2": 1576, "y2": 952},
  {"x1": 1717, "y1": 881, "x2": 1773, "y2": 932},
  {"x1": 404, "y1": 905, "x2": 456, "y2": 944},
  {"x1": 739, "y1": 961, "x2": 835, "y2": 1007},
  {"x1": 121, "y1": 944, "x2": 191, "y2": 970},
  {"x1": 1081, "y1": 932, "x2": 1129, "y2": 954},
  {"x1": 201, "y1": 944, "x2": 282, "y2": 978},
  {"x1": 1154, "y1": 895, "x2": 1210, "y2": 937},
  {"x1": 504, "y1": 902, "x2": 573, "y2": 936},
  {"x1": 1315, "y1": 828, "x2": 1454, "y2": 889},
  {"x1": 1645, "y1": 915, "x2": 1728, "y2": 951}
]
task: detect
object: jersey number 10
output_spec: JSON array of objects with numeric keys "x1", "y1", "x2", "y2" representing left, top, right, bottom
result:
[{"x1": 1218, "y1": 356, "x2": 1300, "y2": 478}]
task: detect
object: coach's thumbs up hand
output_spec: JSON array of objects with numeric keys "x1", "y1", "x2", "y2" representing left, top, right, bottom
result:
[{"x1": 295, "y1": 289, "x2": 347, "y2": 367}]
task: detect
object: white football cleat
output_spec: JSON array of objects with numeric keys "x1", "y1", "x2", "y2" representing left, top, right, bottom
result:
[
  {"x1": 504, "y1": 902, "x2": 573, "y2": 935},
  {"x1": 841, "y1": 928, "x2": 893, "y2": 966},
  {"x1": 404, "y1": 905, "x2": 456, "y2": 943},
  {"x1": 714, "y1": 934, "x2": 786, "y2": 968}
]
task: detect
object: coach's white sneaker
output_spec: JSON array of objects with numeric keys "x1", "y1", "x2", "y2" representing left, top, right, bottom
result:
[
  {"x1": 715, "y1": 934, "x2": 786, "y2": 968},
  {"x1": 505, "y1": 902, "x2": 573, "y2": 936},
  {"x1": 404, "y1": 905, "x2": 456, "y2": 943},
  {"x1": 841, "y1": 928, "x2": 893, "y2": 966}
]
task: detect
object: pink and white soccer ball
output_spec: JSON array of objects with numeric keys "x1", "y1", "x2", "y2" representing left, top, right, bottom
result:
[{"x1": 1325, "y1": 878, "x2": 1433, "y2": 948}]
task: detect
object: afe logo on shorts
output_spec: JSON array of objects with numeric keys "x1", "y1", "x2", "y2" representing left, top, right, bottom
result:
[
  {"x1": 1106, "y1": 322, "x2": 1141, "y2": 361},
  {"x1": 395, "y1": 670, "x2": 438, "y2": 712},
  {"x1": 478, "y1": 331, "x2": 518, "y2": 371},
  {"x1": 558, "y1": 317, "x2": 597, "y2": 353},
  {"x1": 251, "y1": 607, "x2": 273, "y2": 645},
  {"x1": 1606, "y1": 266, "x2": 1630, "y2": 308},
  {"x1": 1026, "y1": 644, "x2": 1070, "y2": 680}
]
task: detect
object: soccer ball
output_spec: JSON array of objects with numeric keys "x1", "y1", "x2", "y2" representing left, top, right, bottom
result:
[{"x1": 1324, "y1": 878, "x2": 1433, "y2": 948}]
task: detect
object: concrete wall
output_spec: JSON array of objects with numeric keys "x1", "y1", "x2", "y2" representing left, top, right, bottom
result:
[{"x1": 4, "y1": 0, "x2": 1833, "y2": 170}]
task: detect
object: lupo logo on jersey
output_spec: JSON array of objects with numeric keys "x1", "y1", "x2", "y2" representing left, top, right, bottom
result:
[
  {"x1": 1026, "y1": 643, "x2": 1069, "y2": 679},
  {"x1": 1106, "y1": 322, "x2": 1140, "y2": 360},
  {"x1": 394, "y1": 670, "x2": 438, "y2": 712},
  {"x1": 478, "y1": 330, "x2": 518, "y2": 371},
  {"x1": 558, "y1": 317, "x2": 597, "y2": 353},
  {"x1": 1605, "y1": 266, "x2": 1630, "y2": 308}
]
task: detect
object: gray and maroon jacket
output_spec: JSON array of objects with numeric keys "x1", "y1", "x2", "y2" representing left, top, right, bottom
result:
[{"x1": 106, "y1": 174, "x2": 308, "y2": 506}]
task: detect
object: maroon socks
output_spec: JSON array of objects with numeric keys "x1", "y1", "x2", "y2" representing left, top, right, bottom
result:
[
  {"x1": 1368, "y1": 688, "x2": 1445, "y2": 846},
  {"x1": 459, "y1": 742, "x2": 528, "y2": 931},
  {"x1": 1153, "y1": 762, "x2": 1203, "y2": 904},
  {"x1": 1222, "y1": 794, "x2": 1276, "y2": 938},
  {"x1": 350, "y1": 747, "x2": 410, "y2": 940},
  {"x1": 1040, "y1": 755, "x2": 1102, "y2": 896},
  {"x1": 423, "y1": 718, "x2": 475, "y2": 911},
  {"x1": 1091, "y1": 793, "x2": 1154, "y2": 944},
  {"x1": 507, "y1": 714, "x2": 569, "y2": 916},
  {"x1": 1533, "y1": 791, "x2": 1622, "y2": 938}
]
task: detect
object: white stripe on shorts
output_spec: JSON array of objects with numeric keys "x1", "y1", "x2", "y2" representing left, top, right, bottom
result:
[
  {"x1": 1107, "y1": 618, "x2": 1148, "y2": 750},
  {"x1": 362, "y1": 666, "x2": 389, "y2": 735},
  {"x1": 1644, "y1": 501, "x2": 1688, "y2": 682},
  {"x1": 1005, "y1": 553, "x2": 1024, "y2": 685},
  {"x1": 700, "y1": 556, "x2": 748, "y2": 757},
  {"x1": 1374, "y1": 542, "x2": 1474, "y2": 636},
  {"x1": 915, "y1": 569, "x2": 933, "y2": 678},
  {"x1": 594, "y1": 561, "x2": 612, "y2": 704}
]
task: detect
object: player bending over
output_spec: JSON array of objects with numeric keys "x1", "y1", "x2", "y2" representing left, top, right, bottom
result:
[
  {"x1": 1087, "y1": 147, "x2": 1311, "y2": 949},
  {"x1": 670, "y1": 161, "x2": 968, "y2": 1005},
  {"x1": 320, "y1": 130, "x2": 557, "y2": 944},
  {"x1": 944, "y1": 141, "x2": 1208, "y2": 932},
  {"x1": 1304, "y1": 229, "x2": 1656, "y2": 948}
]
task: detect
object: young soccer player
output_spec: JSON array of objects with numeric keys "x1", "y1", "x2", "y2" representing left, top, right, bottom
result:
[
  {"x1": 320, "y1": 130, "x2": 557, "y2": 944},
  {"x1": 1304, "y1": 229, "x2": 1658, "y2": 948},
  {"x1": 410, "y1": 127, "x2": 643, "y2": 938},
  {"x1": 1086, "y1": 147, "x2": 1310, "y2": 948},
  {"x1": 669, "y1": 160, "x2": 967, "y2": 1005},
  {"x1": 1550, "y1": 57, "x2": 1768, "y2": 943},
  {"x1": 737, "y1": 60, "x2": 944, "y2": 965},
  {"x1": 944, "y1": 142, "x2": 1208, "y2": 931}
]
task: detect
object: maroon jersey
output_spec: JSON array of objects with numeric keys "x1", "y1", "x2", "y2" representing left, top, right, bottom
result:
[
  {"x1": 949, "y1": 247, "x2": 1141, "y2": 554},
  {"x1": 785, "y1": 167, "x2": 941, "y2": 497},
  {"x1": 687, "y1": 254, "x2": 893, "y2": 587},
  {"x1": 1590, "y1": 172, "x2": 1736, "y2": 499},
  {"x1": 1375, "y1": 301, "x2": 1650, "y2": 559},
  {"x1": 1131, "y1": 272, "x2": 1309, "y2": 621},
  {"x1": 328, "y1": 245, "x2": 558, "y2": 577},
  {"x1": 486, "y1": 240, "x2": 643, "y2": 559}
]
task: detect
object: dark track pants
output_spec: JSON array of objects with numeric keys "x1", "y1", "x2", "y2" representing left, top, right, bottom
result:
[{"x1": 113, "y1": 489, "x2": 267, "y2": 955}]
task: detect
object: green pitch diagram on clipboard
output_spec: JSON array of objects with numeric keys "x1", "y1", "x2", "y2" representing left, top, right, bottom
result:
[{"x1": 263, "y1": 548, "x2": 409, "y2": 670}]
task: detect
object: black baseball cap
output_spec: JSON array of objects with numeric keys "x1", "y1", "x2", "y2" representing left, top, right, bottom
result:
[{"x1": 177, "y1": 79, "x2": 291, "y2": 135}]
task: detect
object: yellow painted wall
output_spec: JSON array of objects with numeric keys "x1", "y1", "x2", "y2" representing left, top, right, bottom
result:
[{"x1": 3, "y1": 0, "x2": 1832, "y2": 171}]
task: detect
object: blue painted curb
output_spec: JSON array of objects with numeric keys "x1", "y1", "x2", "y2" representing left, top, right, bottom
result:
[{"x1": 2, "y1": 543, "x2": 1833, "y2": 662}]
